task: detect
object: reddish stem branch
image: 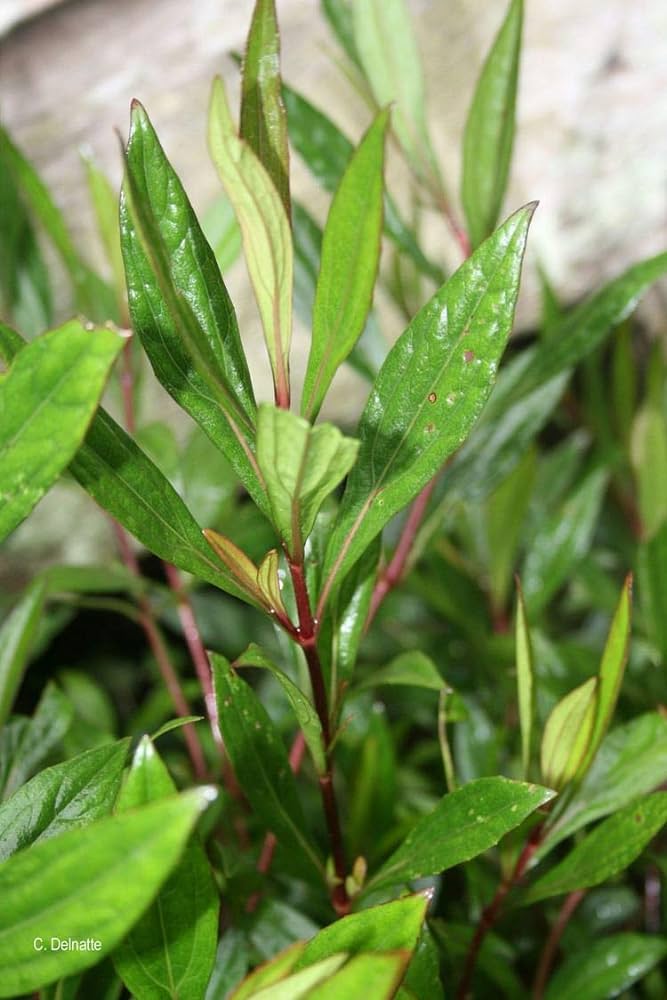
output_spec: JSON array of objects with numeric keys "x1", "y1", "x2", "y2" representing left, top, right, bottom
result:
[
  {"x1": 532, "y1": 890, "x2": 585, "y2": 999},
  {"x1": 457, "y1": 824, "x2": 544, "y2": 999}
]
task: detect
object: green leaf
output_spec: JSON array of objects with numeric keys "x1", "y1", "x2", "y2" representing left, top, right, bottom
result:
[
  {"x1": 638, "y1": 519, "x2": 667, "y2": 660},
  {"x1": 1, "y1": 683, "x2": 74, "y2": 799},
  {"x1": 120, "y1": 102, "x2": 264, "y2": 508},
  {"x1": 356, "y1": 651, "x2": 444, "y2": 693},
  {"x1": 631, "y1": 402, "x2": 667, "y2": 540},
  {"x1": 364, "y1": 777, "x2": 553, "y2": 895},
  {"x1": 230, "y1": 942, "x2": 306, "y2": 999},
  {"x1": 327, "y1": 534, "x2": 381, "y2": 691},
  {"x1": 296, "y1": 895, "x2": 427, "y2": 969},
  {"x1": 485, "y1": 449, "x2": 536, "y2": 611},
  {"x1": 0, "y1": 787, "x2": 215, "y2": 997},
  {"x1": 211, "y1": 653, "x2": 322, "y2": 877},
  {"x1": 301, "y1": 110, "x2": 388, "y2": 420},
  {"x1": 0, "y1": 740, "x2": 129, "y2": 862},
  {"x1": 515, "y1": 583, "x2": 534, "y2": 779},
  {"x1": 240, "y1": 0, "x2": 290, "y2": 215},
  {"x1": 0, "y1": 577, "x2": 48, "y2": 728},
  {"x1": 113, "y1": 738, "x2": 219, "y2": 1000},
  {"x1": 202, "y1": 194, "x2": 242, "y2": 275},
  {"x1": 151, "y1": 716, "x2": 205, "y2": 742},
  {"x1": 352, "y1": 0, "x2": 438, "y2": 186},
  {"x1": 522, "y1": 794, "x2": 667, "y2": 905},
  {"x1": 82, "y1": 153, "x2": 125, "y2": 314},
  {"x1": 256, "y1": 404, "x2": 358, "y2": 557},
  {"x1": 543, "y1": 934, "x2": 667, "y2": 1000},
  {"x1": 521, "y1": 468, "x2": 607, "y2": 615},
  {"x1": 0, "y1": 321, "x2": 123, "y2": 542},
  {"x1": 318, "y1": 204, "x2": 534, "y2": 610},
  {"x1": 301, "y1": 952, "x2": 411, "y2": 999},
  {"x1": 208, "y1": 75, "x2": 293, "y2": 407},
  {"x1": 540, "y1": 712, "x2": 667, "y2": 854},
  {"x1": 540, "y1": 677, "x2": 597, "y2": 791},
  {"x1": 0, "y1": 125, "x2": 116, "y2": 322},
  {"x1": 235, "y1": 644, "x2": 326, "y2": 775},
  {"x1": 246, "y1": 955, "x2": 348, "y2": 999},
  {"x1": 577, "y1": 576, "x2": 632, "y2": 777},
  {"x1": 462, "y1": 0, "x2": 523, "y2": 249}
]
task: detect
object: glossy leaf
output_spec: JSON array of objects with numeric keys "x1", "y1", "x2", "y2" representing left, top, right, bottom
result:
[
  {"x1": 256, "y1": 404, "x2": 358, "y2": 557},
  {"x1": 356, "y1": 651, "x2": 444, "y2": 693},
  {"x1": 296, "y1": 895, "x2": 427, "y2": 969},
  {"x1": 353, "y1": 0, "x2": 438, "y2": 185},
  {"x1": 235, "y1": 644, "x2": 326, "y2": 775},
  {"x1": 540, "y1": 677, "x2": 597, "y2": 791},
  {"x1": 515, "y1": 583, "x2": 534, "y2": 779},
  {"x1": 544, "y1": 934, "x2": 667, "y2": 1000},
  {"x1": 301, "y1": 110, "x2": 387, "y2": 419},
  {"x1": 0, "y1": 788, "x2": 215, "y2": 997},
  {"x1": 209, "y1": 75, "x2": 293, "y2": 407},
  {"x1": 240, "y1": 0, "x2": 290, "y2": 214},
  {"x1": 577, "y1": 576, "x2": 632, "y2": 777},
  {"x1": 0, "y1": 577, "x2": 48, "y2": 728},
  {"x1": 120, "y1": 102, "x2": 264, "y2": 507},
  {"x1": 0, "y1": 321, "x2": 123, "y2": 542},
  {"x1": 0, "y1": 740, "x2": 129, "y2": 862},
  {"x1": 364, "y1": 777, "x2": 553, "y2": 894},
  {"x1": 540, "y1": 712, "x2": 667, "y2": 854},
  {"x1": 462, "y1": 0, "x2": 523, "y2": 248},
  {"x1": 522, "y1": 468, "x2": 607, "y2": 615},
  {"x1": 113, "y1": 738, "x2": 218, "y2": 1000},
  {"x1": 212, "y1": 653, "x2": 322, "y2": 877},
  {"x1": 523, "y1": 794, "x2": 667, "y2": 904},
  {"x1": 318, "y1": 205, "x2": 534, "y2": 611}
]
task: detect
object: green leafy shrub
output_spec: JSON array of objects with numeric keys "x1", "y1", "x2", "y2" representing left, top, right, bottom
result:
[{"x1": 1, "y1": 1, "x2": 666, "y2": 997}]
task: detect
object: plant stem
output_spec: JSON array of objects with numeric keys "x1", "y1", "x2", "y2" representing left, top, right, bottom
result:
[
  {"x1": 532, "y1": 889, "x2": 585, "y2": 999},
  {"x1": 288, "y1": 557, "x2": 349, "y2": 915},
  {"x1": 457, "y1": 824, "x2": 544, "y2": 999}
]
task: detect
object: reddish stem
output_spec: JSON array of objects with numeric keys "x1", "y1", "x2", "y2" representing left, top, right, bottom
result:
[{"x1": 532, "y1": 890, "x2": 585, "y2": 999}]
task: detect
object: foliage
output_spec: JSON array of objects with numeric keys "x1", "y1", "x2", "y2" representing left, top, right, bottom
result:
[{"x1": 0, "y1": 1, "x2": 666, "y2": 998}]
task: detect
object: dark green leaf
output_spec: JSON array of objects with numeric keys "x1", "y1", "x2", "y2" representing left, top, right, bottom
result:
[
  {"x1": 462, "y1": 0, "x2": 523, "y2": 248},
  {"x1": 212, "y1": 653, "x2": 322, "y2": 877},
  {"x1": 638, "y1": 519, "x2": 667, "y2": 660},
  {"x1": 318, "y1": 205, "x2": 534, "y2": 611},
  {"x1": 523, "y1": 794, "x2": 667, "y2": 904},
  {"x1": 0, "y1": 321, "x2": 123, "y2": 542},
  {"x1": 0, "y1": 787, "x2": 215, "y2": 997},
  {"x1": 301, "y1": 110, "x2": 387, "y2": 420},
  {"x1": 1, "y1": 683, "x2": 73, "y2": 799},
  {"x1": 240, "y1": 0, "x2": 290, "y2": 214},
  {"x1": 0, "y1": 740, "x2": 129, "y2": 861},
  {"x1": 544, "y1": 934, "x2": 667, "y2": 1000},
  {"x1": 363, "y1": 777, "x2": 553, "y2": 894},
  {"x1": 121, "y1": 102, "x2": 264, "y2": 508},
  {"x1": 208, "y1": 75, "x2": 292, "y2": 408},
  {"x1": 256, "y1": 404, "x2": 358, "y2": 557},
  {"x1": 0, "y1": 577, "x2": 48, "y2": 728},
  {"x1": 485, "y1": 449, "x2": 536, "y2": 612},
  {"x1": 113, "y1": 738, "x2": 219, "y2": 1000}
]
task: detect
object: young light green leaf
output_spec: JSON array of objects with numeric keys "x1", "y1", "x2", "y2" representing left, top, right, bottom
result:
[
  {"x1": 352, "y1": 0, "x2": 438, "y2": 186},
  {"x1": 202, "y1": 194, "x2": 242, "y2": 275},
  {"x1": 301, "y1": 110, "x2": 388, "y2": 420},
  {"x1": 209, "y1": 75, "x2": 293, "y2": 407},
  {"x1": 300, "y1": 952, "x2": 411, "y2": 999},
  {"x1": 523, "y1": 794, "x2": 667, "y2": 905},
  {"x1": 577, "y1": 576, "x2": 632, "y2": 782},
  {"x1": 230, "y1": 942, "x2": 306, "y2": 1000},
  {"x1": 462, "y1": 0, "x2": 523, "y2": 248},
  {"x1": 235, "y1": 644, "x2": 326, "y2": 775},
  {"x1": 318, "y1": 204, "x2": 535, "y2": 612},
  {"x1": 256, "y1": 404, "x2": 358, "y2": 558},
  {"x1": 212, "y1": 653, "x2": 322, "y2": 878},
  {"x1": 0, "y1": 125, "x2": 116, "y2": 322},
  {"x1": 521, "y1": 468, "x2": 607, "y2": 615},
  {"x1": 631, "y1": 402, "x2": 667, "y2": 540},
  {"x1": 203, "y1": 530, "x2": 286, "y2": 614},
  {"x1": 1, "y1": 683, "x2": 73, "y2": 799},
  {"x1": 0, "y1": 577, "x2": 48, "y2": 728},
  {"x1": 515, "y1": 582, "x2": 534, "y2": 779},
  {"x1": 0, "y1": 320, "x2": 123, "y2": 543},
  {"x1": 151, "y1": 716, "x2": 205, "y2": 742},
  {"x1": 543, "y1": 934, "x2": 667, "y2": 1000},
  {"x1": 113, "y1": 738, "x2": 219, "y2": 1000},
  {"x1": 120, "y1": 102, "x2": 264, "y2": 509},
  {"x1": 0, "y1": 787, "x2": 215, "y2": 997},
  {"x1": 540, "y1": 677, "x2": 597, "y2": 791},
  {"x1": 82, "y1": 153, "x2": 125, "y2": 315},
  {"x1": 295, "y1": 895, "x2": 428, "y2": 969},
  {"x1": 364, "y1": 777, "x2": 553, "y2": 895},
  {"x1": 0, "y1": 740, "x2": 129, "y2": 861},
  {"x1": 355, "y1": 651, "x2": 444, "y2": 693},
  {"x1": 247, "y1": 955, "x2": 348, "y2": 999},
  {"x1": 240, "y1": 0, "x2": 290, "y2": 214}
]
